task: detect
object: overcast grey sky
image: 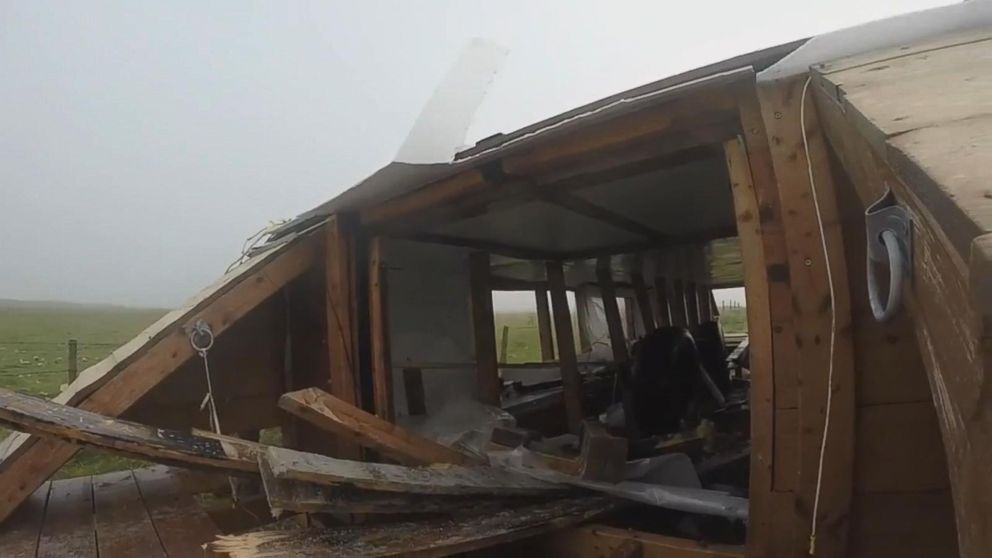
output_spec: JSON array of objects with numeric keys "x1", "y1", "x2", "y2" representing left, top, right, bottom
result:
[{"x1": 1, "y1": 0, "x2": 950, "y2": 308}]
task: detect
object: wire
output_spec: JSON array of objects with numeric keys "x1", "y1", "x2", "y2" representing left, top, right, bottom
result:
[{"x1": 800, "y1": 76, "x2": 837, "y2": 556}]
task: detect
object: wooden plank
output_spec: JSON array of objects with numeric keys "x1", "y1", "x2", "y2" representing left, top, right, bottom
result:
[
  {"x1": 546, "y1": 261, "x2": 583, "y2": 434},
  {"x1": 530, "y1": 524, "x2": 746, "y2": 558},
  {"x1": 0, "y1": 387, "x2": 259, "y2": 474},
  {"x1": 402, "y1": 367, "x2": 427, "y2": 416},
  {"x1": 324, "y1": 214, "x2": 363, "y2": 459},
  {"x1": 653, "y1": 276, "x2": 672, "y2": 327},
  {"x1": 37, "y1": 476, "x2": 95, "y2": 558},
  {"x1": 469, "y1": 251, "x2": 501, "y2": 405},
  {"x1": 730, "y1": 77, "x2": 799, "y2": 557},
  {"x1": 368, "y1": 237, "x2": 395, "y2": 422},
  {"x1": 0, "y1": 482, "x2": 49, "y2": 558},
  {"x1": 631, "y1": 268, "x2": 656, "y2": 333},
  {"x1": 257, "y1": 455, "x2": 504, "y2": 515},
  {"x1": 0, "y1": 230, "x2": 320, "y2": 523},
  {"x1": 278, "y1": 388, "x2": 482, "y2": 466},
  {"x1": 93, "y1": 471, "x2": 164, "y2": 558},
  {"x1": 597, "y1": 261, "x2": 629, "y2": 364},
  {"x1": 262, "y1": 445, "x2": 565, "y2": 496},
  {"x1": 575, "y1": 288, "x2": 593, "y2": 354},
  {"x1": 132, "y1": 466, "x2": 220, "y2": 558},
  {"x1": 757, "y1": 75, "x2": 856, "y2": 557},
  {"x1": 535, "y1": 288, "x2": 556, "y2": 360},
  {"x1": 205, "y1": 496, "x2": 612, "y2": 557}
]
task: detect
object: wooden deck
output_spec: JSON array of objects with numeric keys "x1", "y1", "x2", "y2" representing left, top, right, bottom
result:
[{"x1": 0, "y1": 466, "x2": 220, "y2": 558}]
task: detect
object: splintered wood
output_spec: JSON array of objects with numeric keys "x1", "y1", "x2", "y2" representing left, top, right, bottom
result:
[{"x1": 204, "y1": 496, "x2": 613, "y2": 557}]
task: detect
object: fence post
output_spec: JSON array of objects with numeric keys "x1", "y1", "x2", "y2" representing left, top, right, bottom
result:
[
  {"x1": 67, "y1": 339, "x2": 78, "y2": 382},
  {"x1": 499, "y1": 325, "x2": 509, "y2": 364}
]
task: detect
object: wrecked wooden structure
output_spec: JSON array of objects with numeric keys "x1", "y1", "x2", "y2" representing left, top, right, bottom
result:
[{"x1": 0, "y1": 4, "x2": 990, "y2": 557}]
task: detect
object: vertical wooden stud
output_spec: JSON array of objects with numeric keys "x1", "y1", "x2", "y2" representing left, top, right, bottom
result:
[
  {"x1": 469, "y1": 252, "x2": 501, "y2": 406},
  {"x1": 369, "y1": 237, "x2": 394, "y2": 423},
  {"x1": 546, "y1": 261, "x2": 583, "y2": 434},
  {"x1": 685, "y1": 282, "x2": 701, "y2": 326},
  {"x1": 596, "y1": 259, "x2": 628, "y2": 365},
  {"x1": 574, "y1": 287, "x2": 592, "y2": 355},
  {"x1": 325, "y1": 214, "x2": 362, "y2": 459},
  {"x1": 670, "y1": 279, "x2": 688, "y2": 328}
]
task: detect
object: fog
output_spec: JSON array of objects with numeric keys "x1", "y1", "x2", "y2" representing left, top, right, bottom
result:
[{"x1": 0, "y1": 0, "x2": 950, "y2": 309}]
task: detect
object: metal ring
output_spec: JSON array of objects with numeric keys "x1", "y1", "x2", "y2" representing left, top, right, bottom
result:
[
  {"x1": 867, "y1": 229, "x2": 904, "y2": 322},
  {"x1": 189, "y1": 320, "x2": 215, "y2": 353}
]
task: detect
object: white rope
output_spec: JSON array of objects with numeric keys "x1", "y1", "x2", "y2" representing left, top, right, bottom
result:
[
  {"x1": 189, "y1": 321, "x2": 222, "y2": 434},
  {"x1": 800, "y1": 76, "x2": 837, "y2": 556}
]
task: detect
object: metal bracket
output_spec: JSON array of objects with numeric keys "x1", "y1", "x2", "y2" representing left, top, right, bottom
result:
[
  {"x1": 865, "y1": 188, "x2": 912, "y2": 274},
  {"x1": 865, "y1": 188, "x2": 912, "y2": 322}
]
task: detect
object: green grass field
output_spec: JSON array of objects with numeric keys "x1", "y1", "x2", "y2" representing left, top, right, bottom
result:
[
  {"x1": 0, "y1": 299, "x2": 746, "y2": 478},
  {"x1": 0, "y1": 301, "x2": 166, "y2": 478}
]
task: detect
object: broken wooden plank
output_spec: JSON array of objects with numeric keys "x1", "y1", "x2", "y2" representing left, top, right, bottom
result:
[
  {"x1": 93, "y1": 471, "x2": 164, "y2": 558},
  {"x1": 257, "y1": 454, "x2": 511, "y2": 516},
  {"x1": 262, "y1": 445, "x2": 565, "y2": 496},
  {"x1": 535, "y1": 288, "x2": 556, "y2": 360},
  {"x1": 205, "y1": 496, "x2": 613, "y2": 557},
  {"x1": 0, "y1": 387, "x2": 258, "y2": 474},
  {"x1": 131, "y1": 466, "x2": 221, "y2": 557},
  {"x1": 277, "y1": 387, "x2": 483, "y2": 466}
]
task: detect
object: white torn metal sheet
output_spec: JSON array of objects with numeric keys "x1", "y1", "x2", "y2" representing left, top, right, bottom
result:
[
  {"x1": 396, "y1": 38, "x2": 508, "y2": 164},
  {"x1": 758, "y1": 0, "x2": 992, "y2": 82}
]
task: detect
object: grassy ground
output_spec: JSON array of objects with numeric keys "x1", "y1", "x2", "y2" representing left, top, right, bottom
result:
[
  {"x1": 494, "y1": 305, "x2": 748, "y2": 364},
  {"x1": 0, "y1": 301, "x2": 166, "y2": 478}
]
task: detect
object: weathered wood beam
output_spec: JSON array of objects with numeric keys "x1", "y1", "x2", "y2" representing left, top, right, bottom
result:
[
  {"x1": 257, "y1": 455, "x2": 502, "y2": 515},
  {"x1": 596, "y1": 259, "x2": 629, "y2": 365},
  {"x1": 0, "y1": 229, "x2": 320, "y2": 523},
  {"x1": 277, "y1": 388, "x2": 482, "y2": 466},
  {"x1": 757, "y1": 75, "x2": 856, "y2": 558},
  {"x1": 324, "y1": 214, "x2": 363, "y2": 459},
  {"x1": 723, "y1": 136, "x2": 778, "y2": 557},
  {"x1": 698, "y1": 285, "x2": 714, "y2": 322},
  {"x1": 535, "y1": 288, "x2": 556, "y2": 361},
  {"x1": 262, "y1": 445, "x2": 565, "y2": 496},
  {"x1": 546, "y1": 261, "x2": 584, "y2": 434},
  {"x1": 368, "y1": 236, "x2": 394, "y2": 422},
  {"x1": 575, "y1": 288, "x2": 593, "y2": 354},
  {"x1": 0, "y1": 387, "x2": 259, "y2": 474},
  {"x1": 469, "y1": 252, "x2": 501, "y2": 406}
]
